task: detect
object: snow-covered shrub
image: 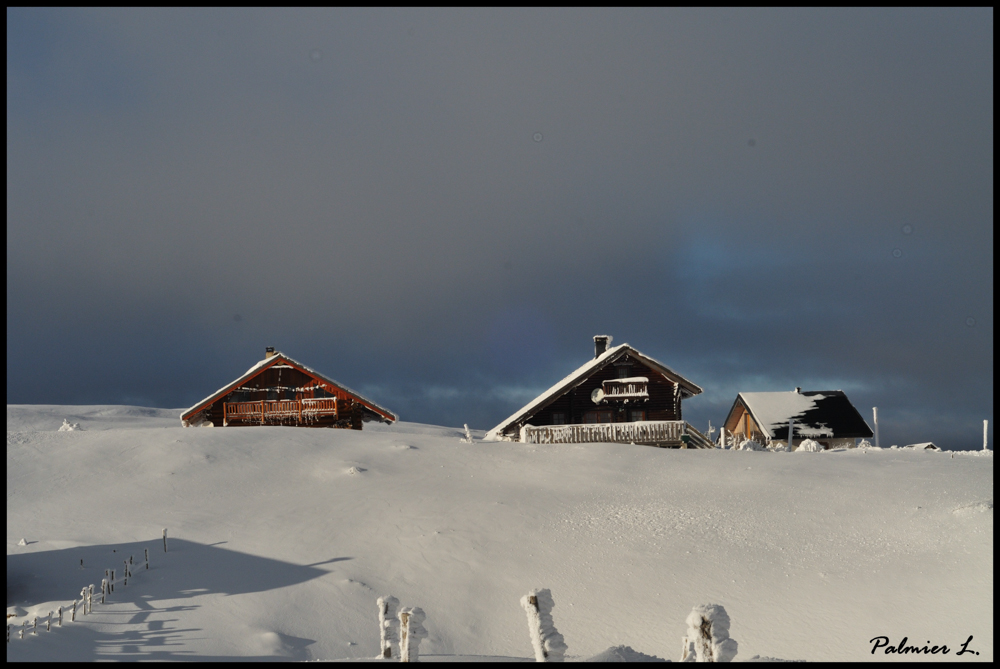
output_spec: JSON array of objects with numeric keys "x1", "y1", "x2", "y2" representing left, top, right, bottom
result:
[
  {"x1": 460, "y1": 424, "x2": 474, "y2": 443},
  {"x1": 58, "y1": 419, "x2": 82, "y2": 432},
  {"x1": 767, "y1": 441, "x2": 789, "y2": 452},
  {"x1": 795, "y1": 439, "x2": 823, "y2": 452},
  {"x1": 520, "y1": 588, "x2": 567, "y2": 662},
  {"x1": 397, "y1": 607, "x2": 428, "y2": 662},
  {"x1": 376, "y1": 595, "x2": 399, "y2": 659},
  {"x1": 736, "y1": 438, "x2": 764, "y2": 451},
  {"x1": 680, "y1": 604, "x2": 738, "y2": 662}
]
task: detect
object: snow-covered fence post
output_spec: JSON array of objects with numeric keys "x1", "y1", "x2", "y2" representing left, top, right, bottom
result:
[
  {"x1": 163, "y1": 528, "x2": 168, "y2": 553},
  {"x1": 46, "y1": 612, "x2": 52, "y2": 632},
  {"x1": 71, "y1": 599, "x2": 77, "y2": 622},
  {"x1": 32, "y1": 616, "x2": 38, "y2": 635},
  {"x1": 872, "y1": 407, "x2": 879, "y2": 449},
  {"x1": 462, "y1": 424, "x2": 474, "y2": 443},
  {"x1": 145, "y1": 548, "x2": 149, "y2": 570},
  {"x1": 377, "y1": 595, "x2": 400, "y2": 659},
  {"x1": 88, "y1": 585, "x2": 94, "y2": 613},
  {"x1": 679, "y1": 604, "x2": 738, "y2": 662},
  {"x1": 787, "y1": 418, "x2": 794, "y2": 451},
  {"x1": 520, "y1": 589, "x2": 567, "y2": 662},
  {"x1": 124, "y1": 560, "x2": 129, "y2": 586},
  {"x1": 985, "y1": 419, "x2": 989, "y2": 451},
  {"x1": 111, "y1": 569, "x2": 115, "y2": 593},
  {"x1": 101, "y1": 579, "x2": 107, "y2": 604},
  {"x1": 397, "y1": 607, "x2": 428, "y2": 662},
  {"x1": 20, "y1": 621, "x2": 26, "y2": 639},
  {"x1": 80, "y1": 589, "x2": 87, "y2": 615},
  {"x1": 58, "y1": 606, "x2": 63, "y2": 627}
]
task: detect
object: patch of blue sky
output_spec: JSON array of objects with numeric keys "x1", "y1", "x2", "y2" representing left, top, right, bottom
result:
[{"x1": 7, "y1": 8, "x2": 149, "y2": 116}]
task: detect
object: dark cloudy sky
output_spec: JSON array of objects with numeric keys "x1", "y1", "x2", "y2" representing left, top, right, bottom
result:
[{"x1": 7, "y1": 8, "x2": 993, "y2": 448}]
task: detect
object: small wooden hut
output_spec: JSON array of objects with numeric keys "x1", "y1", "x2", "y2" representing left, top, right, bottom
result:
[
  {"x1": 722, "y1": 389, "x2": 872, "y2": 449},
  {"x1": 180, "y1": 348, "x2": 397, "y2": 429}
]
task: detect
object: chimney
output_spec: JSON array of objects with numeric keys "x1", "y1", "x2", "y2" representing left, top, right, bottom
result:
[
  {"x1": 265, "y1": 346, "x2": 276, "y2": 358},
  {"x1": 795, "y1": 387, "x2": 801, "y2": 393},
  {"x1": 594, "y1": 335, "x2": 612, "y2": 359}
]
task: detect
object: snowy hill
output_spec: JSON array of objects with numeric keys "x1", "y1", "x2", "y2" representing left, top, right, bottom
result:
[{"x1": 7, "y1": 405, "x2": 993, "y2": 662}]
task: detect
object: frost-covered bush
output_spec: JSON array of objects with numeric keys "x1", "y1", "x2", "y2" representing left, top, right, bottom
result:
[
  {"x1": 856, "y1": 439, "x2": 875, "y2": 449},
  {"x1": 58, "y1": 419, "x2": 82, "y2": 432},
  {"x1": 460, "y1": 424, "x2": 474, "y2": 443},
  {"x1": 767, "y1": 441, "x2": 789, "y2": 452},
  {"x1": 521, "y1": 588, "x2": 567, "y2": 662},
  {"x1": 736, "y1": 438, "x2": 764, "y2": 451},
  {"x1": 795, "y1": 439, "x2": 823, "y2": 452},
  {"x1": 680, "y1": 603, "x2": 738, "y2": 662}
]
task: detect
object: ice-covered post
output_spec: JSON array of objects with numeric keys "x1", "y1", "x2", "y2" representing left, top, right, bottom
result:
[
  {"x1": 377, "y1": 595, "x2": 400, "y2": 659},
  {"x1": 80, "y1": 589, "x2": 88, "y2": 615},
  {"x1": 88, "y1": 585, "x2": 94, "y2": 613},
  {"x1": 163, "y1": 528, "x2": 168, "y2": 553},
  {"x1": 787, "y1": 418, "x2": 795, "y2": 451},
  {"x1": 463, "y1": 424, "x2": 474, "y2": 443},
  {"x1": 145, "y1": 548, "x2": 149, "y2": 570},
  {"x1": 397, "y1": 607, "x2": 428, "y2": 662},
  {"x1": 101, "y1": 579, "x2": 107, "y2": 604},
  {"x1": 680, "y1": 604, "x2": 738, "y2": 662},
  {"x1": 58, "y1": 606, "x2": 63, "y2": 627},
  {"x1": 71, "y1": 599, "x2": 77, "y2": 622},
  {"x1": 32, "y1": 616, "x2": 37, "y2": 634},
  {"x1": 46, "y1": 612, "x2": 52, "y2": 632},
  {"x1": 520, "y1": 589, "x2": 567, "y2": 662},
  {"x1": 124, "y1": 560, "x2": 129, "y2": 586},
  {"x1": 872, "y1": 407, "x2": 879, "y2": 449},
  {"x1": 985, "y1": 419, "x2": 989, "y2": 451}
]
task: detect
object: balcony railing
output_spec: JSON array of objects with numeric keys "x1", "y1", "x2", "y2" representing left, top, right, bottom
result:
[
  {"x1": 223, "y1": 398, "x2": 341, "y2": 425},
  {"x1": 601, "y1": 377, "x2": 649, "y2": 400},
  {"x1": 520, "y1": 421, "x2": 715, "y2": 448}
]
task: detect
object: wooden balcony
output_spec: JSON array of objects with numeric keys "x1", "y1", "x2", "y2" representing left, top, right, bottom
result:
[
  {"x1": 601, "y1": 377, "x2": 649, "y2": 400},
  {"x1": 223, "y1": 398, "x2": 343, "y2": 425}
]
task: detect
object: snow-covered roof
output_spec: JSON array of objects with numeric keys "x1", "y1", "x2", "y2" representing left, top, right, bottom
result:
[
  {"x1": 180, "y1": 352, "x2": 397, "y2": 423},
  {"x1": 485, "y1": 344, "x2": 702, "y2": 440},
  {"x1": 732, "y1": 390, "x2": 873, "y2": 440}
]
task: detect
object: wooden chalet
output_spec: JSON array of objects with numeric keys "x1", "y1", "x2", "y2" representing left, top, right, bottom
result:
[
  {"x1": 722, "y1": 389, "x2": 873, "y2": 450},
  {"x1": 484, "y1": 336, "x2": 713, "y2": 448},
  {"x1": 180, "y1": 348, "x2": 397, "y2": 429}
]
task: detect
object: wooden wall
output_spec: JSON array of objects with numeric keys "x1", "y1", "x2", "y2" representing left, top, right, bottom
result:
[{"x1": 503, "y1": 355, "x2": 683, "y2": 437}]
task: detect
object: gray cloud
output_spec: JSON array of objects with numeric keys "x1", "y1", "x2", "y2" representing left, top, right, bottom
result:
[{"x1": 7, "y1": 8, "x2": 993, "y2": 448}]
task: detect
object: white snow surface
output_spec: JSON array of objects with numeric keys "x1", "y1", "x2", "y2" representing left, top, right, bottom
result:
[{"x1": 7, "y1": 404, "x2": 993, "y2": 662}]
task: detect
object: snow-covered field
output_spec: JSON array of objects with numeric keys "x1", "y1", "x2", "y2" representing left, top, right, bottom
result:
[{"x1": 7, "y1": 405, "x2": 993, "y2": 662}]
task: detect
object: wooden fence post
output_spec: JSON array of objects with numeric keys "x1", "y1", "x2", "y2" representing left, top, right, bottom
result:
[
  {"x1": 377, "y1": 595, "x2": 400, "y2": 659},
  {"x1": 71, "y1": 599, "x2": 77, "y2": 622},
  {"x1": 163, "y1": 528, "x2": 168, "y2": 553},
  {"x1": 145, "y1": 548, "x2": 149, "y2": 570},
  {"x1": 520, "y1": 589, "x2": 567, "y2": 662},
  {"x1": 101, "y1": 579, "x2": 107, "y2": 604},
  {"x1": 397, "y1": 607, "x2": 428, "y2": 662},
  {"x1": 32, "y1": 616, "x2": 37, "y2": 634},
  {"x1": 46, "y1": 612, "x2": 52, "y2": 632},
  {"x1": 88, "y1": 585, "x2": 94, "y2": 613},
  {"x1": 58, "y1": 606, "x2": 63, "y2": 627}
]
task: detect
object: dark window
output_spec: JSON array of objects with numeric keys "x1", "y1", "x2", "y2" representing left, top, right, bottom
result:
[
  {"x1": 584, "y1": 410, "x2": 614, "y2": 424},
  {"x1": 617, "y1": 366, "x2": 632, "y2": 378},
  {"x1": 552, "y1": 412, "x2": 566, "y2": 425},
  {"x1": 630, "y1": 410, "x2": 646, "y2": 422}
]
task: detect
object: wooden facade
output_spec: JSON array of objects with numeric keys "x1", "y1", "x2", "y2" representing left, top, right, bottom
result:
[
  {"x1": 486, "y1": 336, "x2": 710, "y2": 448},
  {"x1": 180, "y1": 349, "x2": 397, "y2": 429}
]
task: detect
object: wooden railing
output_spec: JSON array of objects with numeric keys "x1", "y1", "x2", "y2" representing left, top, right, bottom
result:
[
  {"x1": 521, "y1": 421, "x2": 715, "y2": 448},
  {"x1": 223, "y1": 398, "x2": 340, "y2": 425},
  {"x1": 522, "y1": 420, "x2": 684, "y2": 445},
  {"x1": 601, "y1": 378, "x2": 649, "y2": 400}
]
